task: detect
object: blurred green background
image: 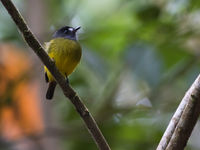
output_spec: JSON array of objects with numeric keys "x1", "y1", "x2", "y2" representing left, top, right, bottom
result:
[{"x1": 1, "y1": 0, "x2": 200, "y2": 150}]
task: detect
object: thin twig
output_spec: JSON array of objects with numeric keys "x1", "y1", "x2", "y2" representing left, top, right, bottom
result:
[
  {"x1": 157, "y1": 74, "x2": 200, "y2": 150},
  {"x1": 0, "y1": 0, "x2": 111, "y2": 149}
]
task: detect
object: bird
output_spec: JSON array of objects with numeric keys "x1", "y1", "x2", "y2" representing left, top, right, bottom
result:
[{"x1": 44, "y1": 26, "x2": 82, "y2": 100}]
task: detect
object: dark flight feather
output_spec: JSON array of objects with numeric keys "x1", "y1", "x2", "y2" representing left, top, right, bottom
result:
[{"x1": 46, "y1": 81, "x2": 57, "y2": 100}]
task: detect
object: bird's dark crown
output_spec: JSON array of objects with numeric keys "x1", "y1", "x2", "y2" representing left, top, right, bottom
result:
[{"x1": 53, "y1": 26, "x2": 81, "y2": 40}]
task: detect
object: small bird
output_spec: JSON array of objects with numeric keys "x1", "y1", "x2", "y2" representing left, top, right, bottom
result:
[{"x1": 44, "y1": 26, "x2": 82, "y2": 100}]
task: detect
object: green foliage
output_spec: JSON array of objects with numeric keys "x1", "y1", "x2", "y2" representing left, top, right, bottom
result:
[{"x1": 1, "y1": 0, "x2": 200, "y2": 149}]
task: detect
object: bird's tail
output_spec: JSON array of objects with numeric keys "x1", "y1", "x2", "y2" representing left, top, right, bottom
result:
[{"x1": 46, "y1": 81, "x2": 57, "y2": 100}]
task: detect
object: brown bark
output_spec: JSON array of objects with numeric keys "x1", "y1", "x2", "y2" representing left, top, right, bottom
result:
[
  {"x1": 157, "y1": 75, "x2": 200, "y2": 150},
  {"x1": 0, "y1": 0, "x2": 111, "y2": 149}
]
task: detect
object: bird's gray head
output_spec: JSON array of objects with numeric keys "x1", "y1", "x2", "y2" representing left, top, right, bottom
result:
[{"x1": 53, "y1": 26, "x2": 81, "y2": 40}]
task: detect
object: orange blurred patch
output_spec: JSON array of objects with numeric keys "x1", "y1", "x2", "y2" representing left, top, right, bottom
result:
[
  {"x1": 0, "y1": 44, "x2": 30, "y2": 80},
  {"x1": 13, "y1": 81, "x2": 44, "y2": 135},
  {"x1": 0, "y1": 107, "x2": 23, "y2": 140},
  {"x1": 0, "y1": 43, "x2": 44, "y2": 141}
]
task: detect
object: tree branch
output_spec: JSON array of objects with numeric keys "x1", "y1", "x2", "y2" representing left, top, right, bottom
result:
[
  {"x1": 0, "y1": 0, "x2": 111, "y2": 149},
  {"x1": 157, "y1": 74, "x2": 200, "y2": 150}
]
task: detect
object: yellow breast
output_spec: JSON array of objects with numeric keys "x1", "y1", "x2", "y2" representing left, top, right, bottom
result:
[{"x1": 44, "y1": 38, "x2": 82, "y2": 82}]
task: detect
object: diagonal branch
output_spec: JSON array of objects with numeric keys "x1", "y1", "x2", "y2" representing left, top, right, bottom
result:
[
  {"x1": 0, "y1": 0, "x2": 111, "y2": 149},
  {"x1": 157, "y1": 74, "x2": 200, "y2": 150}
]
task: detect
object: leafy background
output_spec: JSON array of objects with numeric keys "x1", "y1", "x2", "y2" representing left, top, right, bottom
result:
[{"x1": 1, "y1": 0, "x2": 200, "y2": 150}]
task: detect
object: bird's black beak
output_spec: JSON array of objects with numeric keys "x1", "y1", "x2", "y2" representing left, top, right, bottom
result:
[{"x1": 74, "y1": 26, "x2": 81, "y2": 32}]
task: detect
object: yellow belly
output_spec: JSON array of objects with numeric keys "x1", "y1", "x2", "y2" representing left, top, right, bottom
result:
[{"x1": 44, "y1": 38, "x2": 81, "y2": 82}]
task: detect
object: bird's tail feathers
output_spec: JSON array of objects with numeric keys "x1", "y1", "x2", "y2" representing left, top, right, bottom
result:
[{"x1": 46, "y1": 81, "x2": 57, "y2": 100}]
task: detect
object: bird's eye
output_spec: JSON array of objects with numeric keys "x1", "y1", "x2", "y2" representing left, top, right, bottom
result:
[{"x1": 64, "y1": 30, "x2": 68, "y2": 34}]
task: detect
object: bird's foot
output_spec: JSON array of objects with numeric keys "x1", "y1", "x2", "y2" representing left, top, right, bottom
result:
[{"x1": 65, "y1": 75, "x2": 69, "y2": 85}]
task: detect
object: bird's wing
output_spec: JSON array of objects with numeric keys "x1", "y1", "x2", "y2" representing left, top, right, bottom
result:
[
  {"x1": 44, "y1": 41, "x2": 51, "y2": 83},
  {"x1": 44, "y1": 42, "x2": 52, "y2": 53}
]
